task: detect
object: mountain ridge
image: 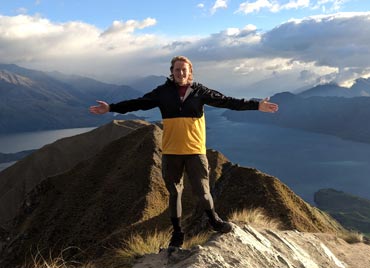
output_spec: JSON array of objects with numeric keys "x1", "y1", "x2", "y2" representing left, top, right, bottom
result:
[
  {"x1": 0, "y1": 120, "x2": 347, "y2": 267},
  {"x1": 297, "y1": 78, "x2": 370, "y2": 98},
  {"x1": 223, "y1": 92, "x2": 370, "y2": 144},
  {"x1": 0, "y1": 120, "x2": 151, "y2": 227},
  {"x1": 2, "y1": 63, "x2": 370, "y2": 143},
  {"x1": 0, "y1": 64, "x2": 143, "y2": 134}
]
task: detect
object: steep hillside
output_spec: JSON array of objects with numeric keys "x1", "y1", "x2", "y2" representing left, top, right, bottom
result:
[
  {"x1": 315, "y1": 188, "x2": 370, "y2": 234},
  {"x1": 0, "y1": 120, "x2": 150, "y2": 228},
  {"x1": 212, "y1": 165, "x2": 343, "y2": 233},
  {"x1": 0, "y1": 64, "x2": 142, "y2": 133},
  {"x1": 0, "y1": 122, "x2": 344, "y2": 267},
  {"x1": 1, "y1": 124, "x2": 167, "y2": 266}
]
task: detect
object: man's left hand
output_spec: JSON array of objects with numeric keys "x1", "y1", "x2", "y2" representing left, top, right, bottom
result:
[{"x1": 259, "y1": 97, "x2": 279, "y2": 113}]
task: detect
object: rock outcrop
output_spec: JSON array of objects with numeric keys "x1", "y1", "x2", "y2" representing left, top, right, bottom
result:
[{"x1": 134, "y1": 224, "x2": 370, "y2": 268}]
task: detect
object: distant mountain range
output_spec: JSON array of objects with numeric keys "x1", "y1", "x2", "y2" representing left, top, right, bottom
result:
[
  {"x1": 0, "y1": 64, "x2": 143, "y2": 134},
  {"x1": 227, "y1": 77, "x2": 370, "y2": 144},
  {"x1": 2, "y1": 63, "x2": 370, "y2": 144},
  {"x1": 224, "y1": 91, "x2": 370, "y2": 144},
  {"x1": 297, "y1": 78, "x2": 370, "y2": 98}
]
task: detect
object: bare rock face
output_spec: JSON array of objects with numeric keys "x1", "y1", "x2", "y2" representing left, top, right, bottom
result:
[{"x1": 133, "y1": 224, "x2": 369, "y2": 268}]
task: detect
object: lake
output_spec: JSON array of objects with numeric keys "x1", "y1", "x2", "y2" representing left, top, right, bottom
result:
[
  {"x1": 0, "y1": 127, "x2": 95, "y2": 171},
  {"x1": 1, "y1": 109, "x2": 369, "y2": 204},
  {"x1": 0, "y1": 127, "x2": 96, "y2": 153},
  {"x1": 206, "y1": 109, "x2": 370, "y2": 203}
]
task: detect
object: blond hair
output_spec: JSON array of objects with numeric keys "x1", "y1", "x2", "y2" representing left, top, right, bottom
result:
[{"x1": 170, "y1": 56, "x2": 193, "y2": 84}]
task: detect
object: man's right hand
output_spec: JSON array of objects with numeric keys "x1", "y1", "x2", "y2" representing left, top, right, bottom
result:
[{"x1": 89, "y1": 100, "x2": 110, "y2": 114}]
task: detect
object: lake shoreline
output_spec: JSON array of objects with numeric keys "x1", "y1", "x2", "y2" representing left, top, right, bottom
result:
[{"x1": 1, "y1": 114, "x2": 370, "y2": 204}]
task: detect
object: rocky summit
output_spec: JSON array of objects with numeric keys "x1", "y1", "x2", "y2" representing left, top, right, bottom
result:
[
  {"x1": 0, "y1": 120, "x2": 369, "y2": 268},
  {"x1": 133, "y1": 224, "x2": 369, "y2": 268}
]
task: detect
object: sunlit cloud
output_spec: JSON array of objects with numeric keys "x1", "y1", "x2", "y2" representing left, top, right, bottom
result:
[
  {"x1": 261, "y1": 12, "x2": 370, "y2": 87},
  {"x1": 237, "y1": 0, "x2": 343, "y2": 14},
  {"x1": 211, "y1": 0, "x2": 228, "y2": 14},
  {"x1": 101, "y1": 18, "x2": 156, "y2": 36},
  {"x1": 237, "y1": 0, "x2": 277, "y2": 14}
]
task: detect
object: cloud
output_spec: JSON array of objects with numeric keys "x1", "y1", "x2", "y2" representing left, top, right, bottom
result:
[
  {"x1": 0, "y1": 15, "x2": 163, "y2": 82},
  {"x1": 197, "y1": 3, "x2": 205, "y2": 9},
  {"x1": 237, "y1": 0, "x2": 277, "y2": 14},
  {"x1": 100, "y1": 18, "x2": 156, "y2": 36},
  {"x1": 211, "y1": 0, "x2": 228, "y2": 14},
  {"x1": 1, "y1": 12, "x2": 370, "y2": 96},
  {"x1": 260, "y1": 12, "x2": 370, "y2": 86},
  {"x1": 16, "y1": 7, "x2": 28, "y2": 14},
  {"x1": 283, "y1": 0, "x2": 310, "y2": 10},
  {"x1": 312, "y1": 0, "x2": 347, "y2": 12},
  {"x1": 166, "y1": 12, "x2": 370, "y2": 90},
  {"x1": 237, "y1": 0, "x2": 341, "y2": 14}
]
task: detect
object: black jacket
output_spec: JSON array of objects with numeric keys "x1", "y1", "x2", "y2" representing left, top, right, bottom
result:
[{"x1": 110, "y1": 79, "x2": 259, "y2": 154}]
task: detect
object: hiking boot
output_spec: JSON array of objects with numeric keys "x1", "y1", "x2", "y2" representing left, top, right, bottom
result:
[
  {"x1": 211, "y1": 219, "x2": 233, "y2": 233},
  {"x1": 208, "y1": 213, "x2": 233, "y2": 233},
  {"x1": 205, "y1": 209, "x2": 233, "y2": 233},
  {"x1": 169, "y1": 231, "x2": 184, "y2": 248}
]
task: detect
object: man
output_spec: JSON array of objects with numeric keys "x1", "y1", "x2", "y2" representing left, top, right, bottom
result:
[{"x1": 89, "y1": 56, "x2": 278, "y2": 251}]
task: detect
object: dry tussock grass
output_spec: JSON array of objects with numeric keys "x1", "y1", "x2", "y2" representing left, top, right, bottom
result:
[
  {"x1": 115, "y1": 228, "x2": 212, "y2": 267},
  {"x1": 28, "y1": 247, "x2": 94, "y2": 268},
  {"x1": 339, "y1": 230, "x2": 364, "y2": 244},
  {"x1": 26, "y1": 229, "x2": 212, "y2": 268},
  {"x1": 183, "y1": 231, "x2": 212, "y2": 249},
  {"x1": 116, "y1": 229, "x2": 171, "y2": 259},
  {"x1": 228, "y1": 207, "x2": 282, "y2": 230}
]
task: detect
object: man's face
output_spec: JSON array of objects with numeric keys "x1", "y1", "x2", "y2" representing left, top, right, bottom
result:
[{"x1": 172, "y1": 60, "x2": 191, "y2": 86}]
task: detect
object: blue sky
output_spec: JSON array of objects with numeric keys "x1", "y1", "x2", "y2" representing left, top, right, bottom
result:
[
  {"x1": 1, "y1": 1, "x2": 370, "y2": 96},
  {"x1": 2, "y1": 0, "x2": 368, "y2": 34}
]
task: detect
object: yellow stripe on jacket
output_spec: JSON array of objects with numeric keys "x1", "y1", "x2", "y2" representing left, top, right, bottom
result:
[{"x1": 162, "y1": 115, "x2": 206, "y2": 155}]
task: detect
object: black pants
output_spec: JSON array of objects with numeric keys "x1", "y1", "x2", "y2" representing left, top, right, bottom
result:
[{"x1": 162, "y1": 154, "x2": 214, "y2": 218}]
